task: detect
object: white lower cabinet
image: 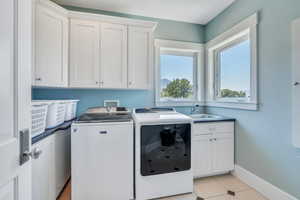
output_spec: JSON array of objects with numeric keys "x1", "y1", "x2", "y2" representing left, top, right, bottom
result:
[
  {"x1": 212, "y1": 133, "x2": 234, "y2": 173},
  {"x1": 32, "y1": 128, "x2": 71, "y2": 200},
  {"x1": 192, "y1": 135, "x2": 213, "y2": 177},
  {"x1": 32, "y1": 135, "x2": 55, "y2": 200},
  {"x1": 192, "y1": 122, "x2": 234, "y2": 178},
  {"x1": 54, "y1": 128, "x2": 71, "y2": 197}
]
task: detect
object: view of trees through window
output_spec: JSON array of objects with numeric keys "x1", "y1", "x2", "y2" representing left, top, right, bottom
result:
[
  {"x1": 219, "y1": 39, "x2": 251, "y2": 99},
  {"x1": 160, "y1": 54, "x2": 195, "y2": 100}
]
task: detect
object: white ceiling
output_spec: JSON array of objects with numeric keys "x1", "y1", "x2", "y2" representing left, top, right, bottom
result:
[{"x1": 54, "y1": 0, "x2": 235, "y2": 24}]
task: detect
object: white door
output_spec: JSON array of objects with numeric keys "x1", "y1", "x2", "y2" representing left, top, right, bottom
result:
[
  {"x1": 32, "y1": 136, "x2": 55, "y2": 200},
  {"x1": 0, "y1": 0, "x2": 32, "y2": 199},
  {"x1": 292, "y1": 18, "x2": 300, "y2": 148},
  {"x1": 70, "y1": 19, "x2": 100, "y2": 88},
  {"x1": 212, "y1": 134, "x2": 234, "y2": 173},
  {"x1": 100, "y1": 23, "x2": 128, "y2": 89},
  {"x1": 34, "y1": 5, "x2": 68, "y2": 87},
  {"x1": 128, "y1": 26, "x2": 152, "y2": 89},
  {"x1": 192, "y1": 136, "x2": 212, "y2": 177}
]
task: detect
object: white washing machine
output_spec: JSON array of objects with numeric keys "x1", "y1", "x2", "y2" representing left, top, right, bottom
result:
[{"x1": 133, "y1": 108, "x2": 193, "y2": 200}]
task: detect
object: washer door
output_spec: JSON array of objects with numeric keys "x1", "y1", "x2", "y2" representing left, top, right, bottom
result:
[{"x1": 140, "y1": 123, "x2": 191, "y2": 176}]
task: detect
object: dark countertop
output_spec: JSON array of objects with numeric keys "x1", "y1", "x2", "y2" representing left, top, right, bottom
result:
[
  {"x1": 32, "y1": 120, "x2": 74, "y2": 145},
  {"x1": 193, "y1": 117, "x2": 236, "y2": 123}
]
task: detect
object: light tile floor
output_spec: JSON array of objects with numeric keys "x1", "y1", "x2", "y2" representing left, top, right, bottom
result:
[
  {"x1": 58, "y1": 175, "x2": 268, "y2": 200},
  {"x1": 158, "y1": 174, "x2": 268, "y2": 200}
]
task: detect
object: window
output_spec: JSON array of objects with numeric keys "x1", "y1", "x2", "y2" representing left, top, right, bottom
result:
[
  {"x1": 216, "y1": 37, "x2": 251, "y2": 101},
  {"x1": 155, "y1": 40, "x2": 204, "y2": 106},
  {"x1": 206, "y1": 13, "x2": 258, "y2": 110}
]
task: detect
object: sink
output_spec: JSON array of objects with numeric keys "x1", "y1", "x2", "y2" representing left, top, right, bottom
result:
[{"x1": 189, "y1": 114, "x2": 222, "y2": 120}]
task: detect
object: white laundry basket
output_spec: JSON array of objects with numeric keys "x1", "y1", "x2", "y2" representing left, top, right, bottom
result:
[
  {"x1": 31, "y1": 102, "x2": 48, "y2": 137},
  {"x1": 33, "y1": 100, "x2": 66, "y2": 129},
  {"x1": 64, "y1": 100, "x2": 79, "y2": 121}
]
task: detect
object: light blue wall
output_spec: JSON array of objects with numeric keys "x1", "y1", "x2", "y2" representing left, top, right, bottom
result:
[
  {"x1": 32, "y1": 6, "x2": 205, "y2": 114},
  {"x1": 33, "y1": 88, "x2": 199, "y2": 115},
  {"x1": 62, "y1": 5, "x2": 205, "y2": 43},
  {"x1": 205, "y1": 0, "x2": 300, "y2": 198}
]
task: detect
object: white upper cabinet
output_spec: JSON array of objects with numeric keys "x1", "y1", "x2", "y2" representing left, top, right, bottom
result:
[
  {"x1": 70, "y1": 19, "x2": 100, "y2": 88},
  {"x1": 33, "y1": 3, "x2": 157, "y2": 89},
  {"x1": 100, "y1": 23, "x2": 128, "y2": 89},
  {"x1": 34, "y1": 2, "x2": 68, "y2": 87},
  {"x1": 128, "y1": 26, "x2": 153, "y2": 89}
]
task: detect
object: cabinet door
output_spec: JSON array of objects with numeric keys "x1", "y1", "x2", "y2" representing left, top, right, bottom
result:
[
  {"x1": 192, "y1": 136, "x2": 212, "y2": 178},
  {"x1": 128, "y1": 26, "x2": 152, "y2": 89},
  {"x1": 34, "y1": 5, "x2": 68, "y2": 87},
  {"x1": 292, "y1": 18, "x2": 300, "y2": 148},
  {"x1": 100, "y1": 23, "x2": 127, "y2": 88},
  {"x1": 70, "y1": 19, "x2": 100, "y2": 88},
  {"x1": 212, "y1": 134, "x2": 234, "y2": 173},
  {"x1": 32, "y1": 136, "x2": 55, "y2": 200}
]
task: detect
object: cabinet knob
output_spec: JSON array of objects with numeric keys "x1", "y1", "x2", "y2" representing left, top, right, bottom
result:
[
  {"x1": 129, "y1": 81, "x2": 132, "y2": 85},
  {"x1": 35, "y1": 78, "x2": 42, "y2": 81},
  {"x1": 294, "y1": 82, "x2": 300, "y2": 86}
]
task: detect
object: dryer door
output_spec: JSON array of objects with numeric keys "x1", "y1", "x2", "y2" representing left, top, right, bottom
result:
[{"x1": 140, "y1": 123, "x2": 191, "y2": 176}]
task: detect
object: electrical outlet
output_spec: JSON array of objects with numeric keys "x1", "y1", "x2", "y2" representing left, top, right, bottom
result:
[{"x1": 104, "y1": 100, "x2": 120, "y2": 107}]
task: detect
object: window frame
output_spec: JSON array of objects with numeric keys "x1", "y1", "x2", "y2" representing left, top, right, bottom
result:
[
  {"x1": 206, "y1": 13, "x2": 258, "y2": 110},
  {"x1": 154, "y1": 39, "x2": 205, "y2": 107}
]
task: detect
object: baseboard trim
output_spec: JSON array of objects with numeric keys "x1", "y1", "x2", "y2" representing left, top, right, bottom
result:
[{"x1": 232, "y1": 165, "x2": 298, "y2": 200}]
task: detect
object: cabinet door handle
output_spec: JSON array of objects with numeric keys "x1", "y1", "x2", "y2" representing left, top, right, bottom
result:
[
  {"x1": 99, "y1": 131, "x2": 107, "y2": 134},
  {"x1": 35, "y1": 78, "x2": 42, "y2": 81}
]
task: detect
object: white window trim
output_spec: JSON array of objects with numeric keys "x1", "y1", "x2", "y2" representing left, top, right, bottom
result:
[
  {"x1": 206, "y1": 13, "x2": 258, "y2": 110},
  {"x1": 154, "y1": 39, "x2": 205, "y2": 107}
]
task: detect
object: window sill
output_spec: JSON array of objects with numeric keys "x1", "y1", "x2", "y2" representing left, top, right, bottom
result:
[
  {"x1": 205, "y1": 101, "x2": 258, "y2": 111},
  {"x1": 156, "y1": 101, "x2": 205, "y2": 107}
]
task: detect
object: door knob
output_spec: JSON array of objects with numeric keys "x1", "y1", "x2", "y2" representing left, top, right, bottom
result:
[
  {"x1": 32, "y1": 148, "x2": 42, "y2": 159},
  {"x1": 23, "y1": 148, "x2": 42, "y2": 160}
]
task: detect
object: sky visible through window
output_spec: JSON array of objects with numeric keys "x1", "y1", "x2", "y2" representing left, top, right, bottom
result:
[
  {"x1": 220, "y1": 39, "x2": 251, "y2": 97},
  {"x1": 160, "y1": 54, "x2": 194, "y2": 99},
  {"x1": 160, "y1": 54, "x2": 193, "y2": 86}
]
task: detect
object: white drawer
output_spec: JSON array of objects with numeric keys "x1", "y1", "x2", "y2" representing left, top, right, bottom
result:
[{"x1": 193, "y1": 122, "x2": 234, "y2": 135}]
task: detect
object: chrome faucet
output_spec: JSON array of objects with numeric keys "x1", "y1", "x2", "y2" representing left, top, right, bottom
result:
[{"x1": 191, "y1": 104, "x2": 201, "y2": 114}]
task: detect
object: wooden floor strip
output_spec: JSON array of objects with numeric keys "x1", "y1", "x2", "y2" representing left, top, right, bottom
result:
[{"x1": 57, "y1": 181, "x2": 71, "y2": 200}]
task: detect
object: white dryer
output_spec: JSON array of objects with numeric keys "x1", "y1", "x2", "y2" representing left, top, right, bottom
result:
[{"x1": 133, "y1": 108, "x2": 193, "y2": 200}]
